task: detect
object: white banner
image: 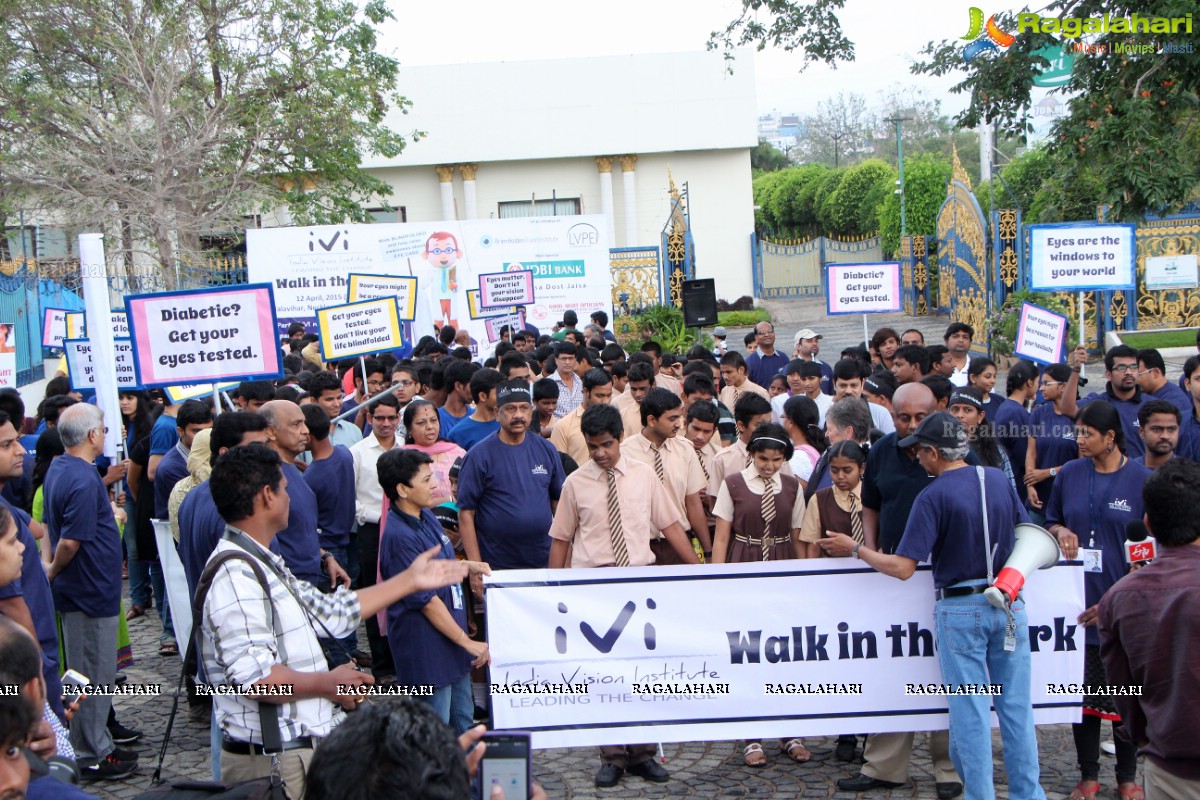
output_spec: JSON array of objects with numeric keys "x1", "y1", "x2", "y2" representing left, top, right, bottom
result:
[
  {"x1": 247, "y1": 217, "x2": 611, "y2": 358},
  {"x1": 1028, "y1": 223, "x2": 1136, "y2": 291},
  {"x1": 485, "y1": 560, "x2": 1085, "y2": 748}
]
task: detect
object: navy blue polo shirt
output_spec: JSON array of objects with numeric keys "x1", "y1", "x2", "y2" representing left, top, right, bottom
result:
[
  {"x1": 803, "y1": 451, "x2": 834, "y2": 502},
  {"x1": 446, "y1": 418, "x2": 500, "y2": 451},
  {"x1": 0, "y1": 499, "x2": 64, "y2": 720},
  {"x1": 1149, "y1": 380, "x2": 1193, "y2": 423},
  {"x1": 992, "y1": 398, "x2": 1031, "y2": 490},
  {"x1": 1182, "y1": 412, "x2": 1200, "y2": 460},
  {"x1": 896, "y1": 466, "x2": 1027, "y2": 590},
  {"x1": 303, "y1": 445, "x2": 356, "y2": 550},
  {"x1": 178, "y1": 479, "x2": 281, "y2": 596},
  {"x1": 276, "y1": 461, "x2": 323, "y2": 586},
  {"x1": 1045, "y1": 457, "x2": 1149, "y2": 646},
  {"x1": 1028, "y1": 402, "x2": 1077, "y2": 506},
  {"x1": 816, "y1": 359, "x2": 835, "y2": 395},
  {"x1": 862, "y1": 432, "x2": 981, "y2": 554},
  {"x1": 153, "y1": 443, "x2": 189, "y2": 520},
  {"x1": 1079, "y1": 385, "x2": 1145, "y2": 458},
  {"x1": 379, "y1": 507, "x2": 471, "y2": 689},
  {"x1": 44, "y1": 454, "x2": 123, "y2": 617},
  {"x1": 982, "y1": 391, "x2": 1005, "y2": 423},
  {"x1": 0, "y1": 453, "x2": 35, "y2": 510},
  {"x1": 746, "y1": 350, "x2": 790, "y2": 390},
  {"x1": 456, "y1": 433, "x2": 564, "y2": 569}
]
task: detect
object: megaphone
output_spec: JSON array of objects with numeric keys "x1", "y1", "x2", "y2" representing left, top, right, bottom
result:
[{"x1": 985, "y1": 523, "x2": 1062, "y2": 610}]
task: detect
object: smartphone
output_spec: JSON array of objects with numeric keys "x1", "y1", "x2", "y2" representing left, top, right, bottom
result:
[
  {"x1": 477, "y1": 731, "x2": 531, "y2": 800},
  {"x1": 61, "y1": 668, "x2": 90, "y2": 702}
]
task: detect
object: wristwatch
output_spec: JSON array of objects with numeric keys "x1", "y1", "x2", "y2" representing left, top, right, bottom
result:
[
  {"x1": 851, "y1": 543, "x2": 862, "y2": 559},
  {"x1": 1049, "y1": 467, "x2": 1058, "y2": 478}
]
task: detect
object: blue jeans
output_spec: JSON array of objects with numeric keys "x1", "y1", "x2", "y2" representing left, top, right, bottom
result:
[
  {"x1": 419, "y1": 674, "x2": 474, "y2": 736},
  {"x1": 935, "y1": 587, "x2": 1046, "y2": 800}
]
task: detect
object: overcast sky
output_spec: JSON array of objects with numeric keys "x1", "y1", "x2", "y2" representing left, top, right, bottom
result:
[{"x1": 379, "y1": 0, "x2": 1034, "y2": 120}]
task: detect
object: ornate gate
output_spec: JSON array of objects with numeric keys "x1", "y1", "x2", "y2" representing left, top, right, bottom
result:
[
  {"x1": 936, "y1": 147, "x2": 990, "y2": 354},
  {"x1": 661, "y1": 173, "x2": 693, "y2": 309},
  {"x1": 609, "y1": 247, "x2": 661, "y2": 340}
]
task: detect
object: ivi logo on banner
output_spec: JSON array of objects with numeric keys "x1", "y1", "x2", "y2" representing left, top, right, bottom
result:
[{"x1": 555, "y1": 599, "x2": 657, "y2": 654}]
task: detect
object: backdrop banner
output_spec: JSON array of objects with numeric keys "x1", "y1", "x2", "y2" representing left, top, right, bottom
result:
[
  {"x1": 247, "y1": 216, "x2": 611, "y2": 358},
  {"x1": 485, "y1": 560, "x2": 1085, "y2": 749}
]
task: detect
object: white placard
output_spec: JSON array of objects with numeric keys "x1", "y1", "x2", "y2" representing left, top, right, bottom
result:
[
  {"x1": 63, "y1": 338, "x2": 139, "y2": 390},
  {"x1": 1145, "y1": 254, "x2": 1198, "y2": 290},
  {"x1": 1028, "y1": 224, "x2": 1136, "y2": 291},
  {"x1": 486, "y1": 560, "x2": 1085, "y2": 748},
  {"x1": 0, "y1": 322, "x2": 15, "y2": 388},
  {"x1": 825, "y1": 263, "x2": 902, "y2": 315},
  {"x1": 1014, "y1": 302, "x2": 1069, "y2": 366}
]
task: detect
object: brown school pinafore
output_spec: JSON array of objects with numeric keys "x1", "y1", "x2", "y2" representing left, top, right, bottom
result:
[
  {"x1": 811, "y1": 487, "x2": 857, "y2": 557},
  {"x1": 724, "y1": 472, "x2": 799, "y2": 563}
]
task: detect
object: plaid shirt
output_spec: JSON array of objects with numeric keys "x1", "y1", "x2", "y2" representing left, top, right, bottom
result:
[
  {"x1": 199, "y1": 527, "x2": 361, "y2": 745},
  {"x1": 551, "y1": 371, "x2": 584, "y2": 418}
]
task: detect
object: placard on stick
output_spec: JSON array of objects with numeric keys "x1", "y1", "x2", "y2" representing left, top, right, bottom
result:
[
  {"x1": 164, "y1": 382, "x2": 239, "y2": 405},
  {"x1": 66, "y1": 310, "x2": 131, "y2": 340},
  {"x1": 64, "y1": 338, "x2": 140, "y2": 390},
  {"x1": 825, "y1": 263, "x2": 902, "y2": 315},
  {"x1": 347, "y1": 273, "x2": 418, "y2": 321},
  {"x1": 484, "y1": 311, "x2": 525, "y2": 343},
  {"x1": 42, "y1": 307, "x2": 69, "y2": 349},
  {"x1": 315, "y1": 297, "x2": 404, "y2": 361},
  {"x1": 124, "y1": 284, "x2": 282, "y2": 389},
  {"x1": 1014, "y1": 302, "x2": 1069, "y2": 366},
  {"x1": 478, "y1": 269, "x2": 535, "y2": 309},
  {"x1": 1027, "y1": 223, "x2": 1136, "y2": 292},
  {"x1": 466, "y1": 289, "x2": 506, "y2": 320}
]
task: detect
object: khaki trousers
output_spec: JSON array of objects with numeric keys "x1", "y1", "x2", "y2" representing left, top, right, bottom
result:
[
  {"x1": 860, "y1": 730, "x2": 958, "y2": 784},
  {"x1": 221, "y1": 746, "x2": 314, "y2": 799},
  {"x1": 1145, "y1": 759, "x2": 1200, "y2": 800}
]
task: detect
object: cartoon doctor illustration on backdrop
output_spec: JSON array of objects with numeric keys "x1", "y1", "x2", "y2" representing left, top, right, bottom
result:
[{"x1": 422, "y1": 231, "x2": 463, "y2": 331}]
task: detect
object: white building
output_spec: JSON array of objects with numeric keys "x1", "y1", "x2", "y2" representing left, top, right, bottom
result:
[{"x1": 341, "y1": 50, "x2": 759, "y2": 301}]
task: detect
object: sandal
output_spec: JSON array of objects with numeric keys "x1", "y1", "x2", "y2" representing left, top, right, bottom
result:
[
  {"x1": 125, "y1": 604, "x2": 145, "y2": 621},
  {"x1": 743, "y1": 742, "x2": 767, "y2": 767},
  {"x1": 1116, "y1": 784, "x2": 1144, "y2": 800},
  {"x1": 1069, "y1": 781, "x2": 1101, "y2": 800},
  {"x1": 781, "y1": 738, "x2": 811, "y2": 763},
  {"x1": 158, "y1": 641, "x2": 178, "y2": 657}
]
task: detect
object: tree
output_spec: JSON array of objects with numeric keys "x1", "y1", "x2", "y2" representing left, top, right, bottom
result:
[
  {"x1": 708, "y1": 0, "x2": 853, "y2": 70},
  {"x1": 752, "y1": 139, "x2": 792, "y2": 173},
  {"x1": 878, "y1": 154, "x2": 951, "y2": 257},
  {"x1": 0, "y1": 0, "x2": 416, "y2": 279},
  {"x1": 796, "y1": 91, "x2": 873, "y2": 168},
  {"x1": 827, "y1": 159, "x2": 894, "y2": 235}
]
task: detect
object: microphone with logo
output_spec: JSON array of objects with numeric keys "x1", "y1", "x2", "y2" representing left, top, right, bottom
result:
[{"x1": 1123, "y1": 520, "x2": 1157, "y2": 566}]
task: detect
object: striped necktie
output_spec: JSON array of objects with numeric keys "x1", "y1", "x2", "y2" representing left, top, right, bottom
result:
[
  {"x1": 848, "y1": 492, "x2": 865, "y2": 544},
  {"x1": 695, "y1": 447, "x2": 710, "y2": 482},
  {"x1": 605, "y1": 469, "x2": 631, "y2": 567},
  {"x1": 760, "y1": 476, "x2": 776, "y2": 561},
  {"x1": 652, "y1": 445, "x2": 665, "y2": 483}
]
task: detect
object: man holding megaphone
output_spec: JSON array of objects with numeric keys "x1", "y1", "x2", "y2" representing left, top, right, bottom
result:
[{"x1": 821, "y1": 412, "x2": 1046, "y2": 800}]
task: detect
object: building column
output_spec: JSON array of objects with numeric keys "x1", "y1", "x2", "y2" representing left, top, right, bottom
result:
[
  {"x1": 595, "y1": 157, "x2": 616, "y2": 247},
  {"x1": 459, "y1": 163, "x2": 479, "y2": 219},
  {"x1": 618, "y1": 155, "x2": 638, "y2": 246},
  {"x1": 435, "y1": 164, "x2": 456, "y2": 220}
]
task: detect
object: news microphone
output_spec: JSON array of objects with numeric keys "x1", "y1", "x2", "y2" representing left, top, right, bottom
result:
[{"x1": 1124, "y1": 520, "x2": 1157, "y2": 565}]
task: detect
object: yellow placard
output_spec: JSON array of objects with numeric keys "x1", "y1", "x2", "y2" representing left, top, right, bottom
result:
[{"x1": 316, "y1": 297, "x2": 404, "y2": 361}]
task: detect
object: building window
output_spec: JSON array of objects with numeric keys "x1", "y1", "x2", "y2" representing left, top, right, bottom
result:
[
  {"x1": 367, "y1": 207, "x2": 407, "y2": 223},
  {"x1": 497, "y1": 198, "x2": 581, "y2": 219}
]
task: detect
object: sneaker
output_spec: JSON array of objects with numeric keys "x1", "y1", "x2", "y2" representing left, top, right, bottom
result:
[
  {"x1": 112, "y1": 746, "x2": 140, "y2": 762},
  {"x1": 81, "y1": 754, "x2": 137, "y2": 780},
  {"x1": 107, "y1": 721, "x2": 143, "y2": 745}
]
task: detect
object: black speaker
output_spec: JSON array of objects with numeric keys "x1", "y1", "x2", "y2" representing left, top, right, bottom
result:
[{"x1": 681, "y1": 278, "x2": 717, "y2": 327}]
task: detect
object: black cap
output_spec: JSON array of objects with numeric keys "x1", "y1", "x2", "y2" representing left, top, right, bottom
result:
[
  {"x1": 897, "y1": 411, "x2": 968, "y2": 450},
  {"x1": 496, "y1": 380, "x2": 533, "y2": 407},
  {"x1": 948, "y1": 387, "x2": 985, "y2": 412}
]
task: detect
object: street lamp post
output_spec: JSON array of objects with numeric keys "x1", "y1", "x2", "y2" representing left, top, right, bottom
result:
[{"x1": 883, "y1": 115, "x2": 912, "y2": 237}]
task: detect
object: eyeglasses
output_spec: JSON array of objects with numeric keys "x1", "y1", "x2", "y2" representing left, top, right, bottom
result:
[
  {"x1": 1109, "y1": 364, "x2": 1136, "y2": 374},
  {"x1": 392, "y1": 380, "x2": 416, "y2": 387},
  {"x1": 373, "y1": 414, "x2": 399, "y2": 423},
  {"x1": 426, "y1": 247, "x2": 456, "y2": 255},
  {"x1": 1041, "y1": 381, "x2": 1063, "y2": 389},
  {"x1": 756, "y1": 328, "x2": 775, "y2": 335}
]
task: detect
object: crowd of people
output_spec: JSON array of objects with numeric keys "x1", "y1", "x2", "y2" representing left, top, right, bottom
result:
[{"x1": 1, "y1": 310, "x2": 1199, "y2": 800}]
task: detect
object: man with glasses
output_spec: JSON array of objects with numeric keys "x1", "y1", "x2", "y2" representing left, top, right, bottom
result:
[
  {"x1": 1135, "y1": 348, "x2": 1192, "y2": 421},
  {"x1": 745, "y1": 322, "x2": 788, "y2": 390},
  {"x1": 388, "y1": 364, "x2": 422, "y2": 442},
  {"x1": 350, "y1": 394, "x2": 405, "y2": 681},
  {"x1": 342, "y1": 359, "x2": 387, "y2": 432},
  {"x1": 550, "y1": 342, "x2": 584, "y2": 418},
  {"x1": 1063, "y1": 344, "x2": 1147, "y2": 459}
]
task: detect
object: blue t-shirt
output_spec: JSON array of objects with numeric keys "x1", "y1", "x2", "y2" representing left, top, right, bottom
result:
[
  {"x1": 992, "y1": 398, "x2": 1031, "y2": 490},
  {"x1": 0, "y1": 500, "x2": 64, "y2": 720},
  {"x1": 896, "y1": 466, "x2": 1028, "y2": 590},
  {"x1": 44, "y1": 454, "x2": 123, "y2": 617},
  {"x1": 804, "y1": 451, "x2": 834, "y2": 501},
  {"x1": 1045, "y1": 456, "x2": 1149, "y2": 646},
  {"x1": 982, "y1": 391, "x2": 1005, "y2": 424},
  {"x1": 862, "y1": 433, "x2": 981, "y2": 554},
  {"x1": 276, "y1": 462, "x2": 323, "y2": 586},
  {"x1": 1149, "y1": 380, "x2": 1193, "y2": 423},
  {"x1": 179, "y1": 480, "x2": 281, "y2": 596},
  {"x1": 1028, "y1": 402, "x2": 1077, "y2": 506},
  {"x1": 380, "y1": 507, "x2": 471, "y2": 689},
  {"x1": 0, "y1": 452, "x2": 35, "y2": 510},
  {"x1": 746, "y1": 350, "x2": 790, "y2": 390},
  {"x1": 303, "y1": 446, "x2": 356, "y2": 549},
  {"x1": 456, "y1": 433, "x2": 564, "y2": 569},
  {"x1": 817, "y1": 359, "x2": 835, "y2": 395},
  {"x1": 152, "y1": 443, "x2": 189, "y2": 520},
  {"x1": 149, "y1": 412, "x2": 179, "y2": 456},
  {"x1": 1181, "y1": 411, "x2": 1200, "y2": 461},
  {"x1": 1079, "y1": 386, "x2": 1145, "y2": 458},
  {"x1": 445, "y1": 418, "x2": 500, "y2": 451},
  {"x1": 437, "y1": 406, "x2": 469, "y2": 437}
]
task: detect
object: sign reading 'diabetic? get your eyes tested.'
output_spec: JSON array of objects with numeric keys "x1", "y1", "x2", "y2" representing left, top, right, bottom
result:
[
  {"x1": 124, "y1": 285, "x2": 282, "y2": 388},
  {"x1": 825, "y1": 263, "x2": 902, "y2": 315},
  {"x1": 1028, "y1": 223, "x2": 1136, "y2": 292},
  {"x1": 315, "y1": 297, "x2": 404, "y2": 361}
]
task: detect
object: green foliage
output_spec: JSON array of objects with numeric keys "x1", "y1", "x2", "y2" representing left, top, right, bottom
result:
[
  {"x1": 718, "y1": 309, "x2": 772, "y2": 326},
  {"x1": 752, "y1": 163, "x2": 830, "y2": 237},
  {"x1": 752, "y1": 139, "x2": 791, "y2": 172},
  {"x1": 827, "y1": 159, "x2": 894, "y2": 235},
  {"x1": 708, "y1": 0, "x2": 854, "y2": 70},
  {"x1": 878, "y1": 155, "x2": 951, "y2": 256},
  {"x1": 628, "y1": 305, "x2": 709, "y2": 355},
  {"x1": 987, "y1": 290, "x2": 1073, "y2": 357},
  {"x1": 814, "y1": 168, "x2": 847, "y2": 233}
]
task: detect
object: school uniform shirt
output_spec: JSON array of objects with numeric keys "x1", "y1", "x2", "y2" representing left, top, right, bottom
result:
[
  {"x1": 611, "y1": 388, "x2": 634, "y2": 411},
  {"x1": 1045, "y1": 457, "x2": 1150, "y2": 646},
  {"x1": 549, "y1": 405, "x2": 591, "y2": 467},
  {"x1": 44, "y1": 454, "x2": 122, "y2": 618},
  {"x1": 1028, "y1": 402, "x2": 1078, "y2": 507},
  {"x1": 718, "y1": 379, "x2": 769, "y2": 413},
  {"x1": 679, "y1": 434, "x2": 720, "y2": 483},
  {"x1": 303, "y1": 445, "x2": 356, "y2": 551},
  {"x1": 992, "y1": 398, "x2": 1031, "y2": 490},
  {"x1": 1079, "y1": 383, "x2": 1146, "y2": 458},
  {"x1": 445, "y1": 417, "x2": 500, "y2": 451},
  {"x1": 896, "y1": 466, "x2": 1027, "y2": 590},
  {"x1": 861, "y1": 432, "x2": 981, "y2": 555},
  {"x1": 620, "y1": 402, "x2": 644, "y2": 442},
  {"x1": 798, "y1": 483, "x2": 862, "y2": 547},
  {"x1": 548, "y1": 456, "x2": 684, "y2": 568},
  {"x1": 456, "y1": 432, "x2": 564, "y2": 570},
  {"x1": 713, "y1": 466, "x2": 806, "y2": 530},
  {"x1": 746, "y1": 349, "x2": 789, "y2": 389},
  {"x1": 622, "y1": 433, "x2": 706, "y2": 530},
  {"x1": 771, "y1": 391, "x2": 832, "y2": 427},
  {"x1": 153, "y1": 441, "x2": 190, "y2": 520},
  {"x1": 656, "y1": 371, "x2": 684, "y2": 398},
  {"x1": 275, "y1": 462, "x2": 324, "y2": 587},
  {"x1": 379, "y1": 507, "x2": 471, "y2": 689},
  {"x1": 351, "y1": 431, "x2": 403, "y2": 526},
  {"x1": 707, "y1": 439, "x2": 795, "y2": 498}
]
